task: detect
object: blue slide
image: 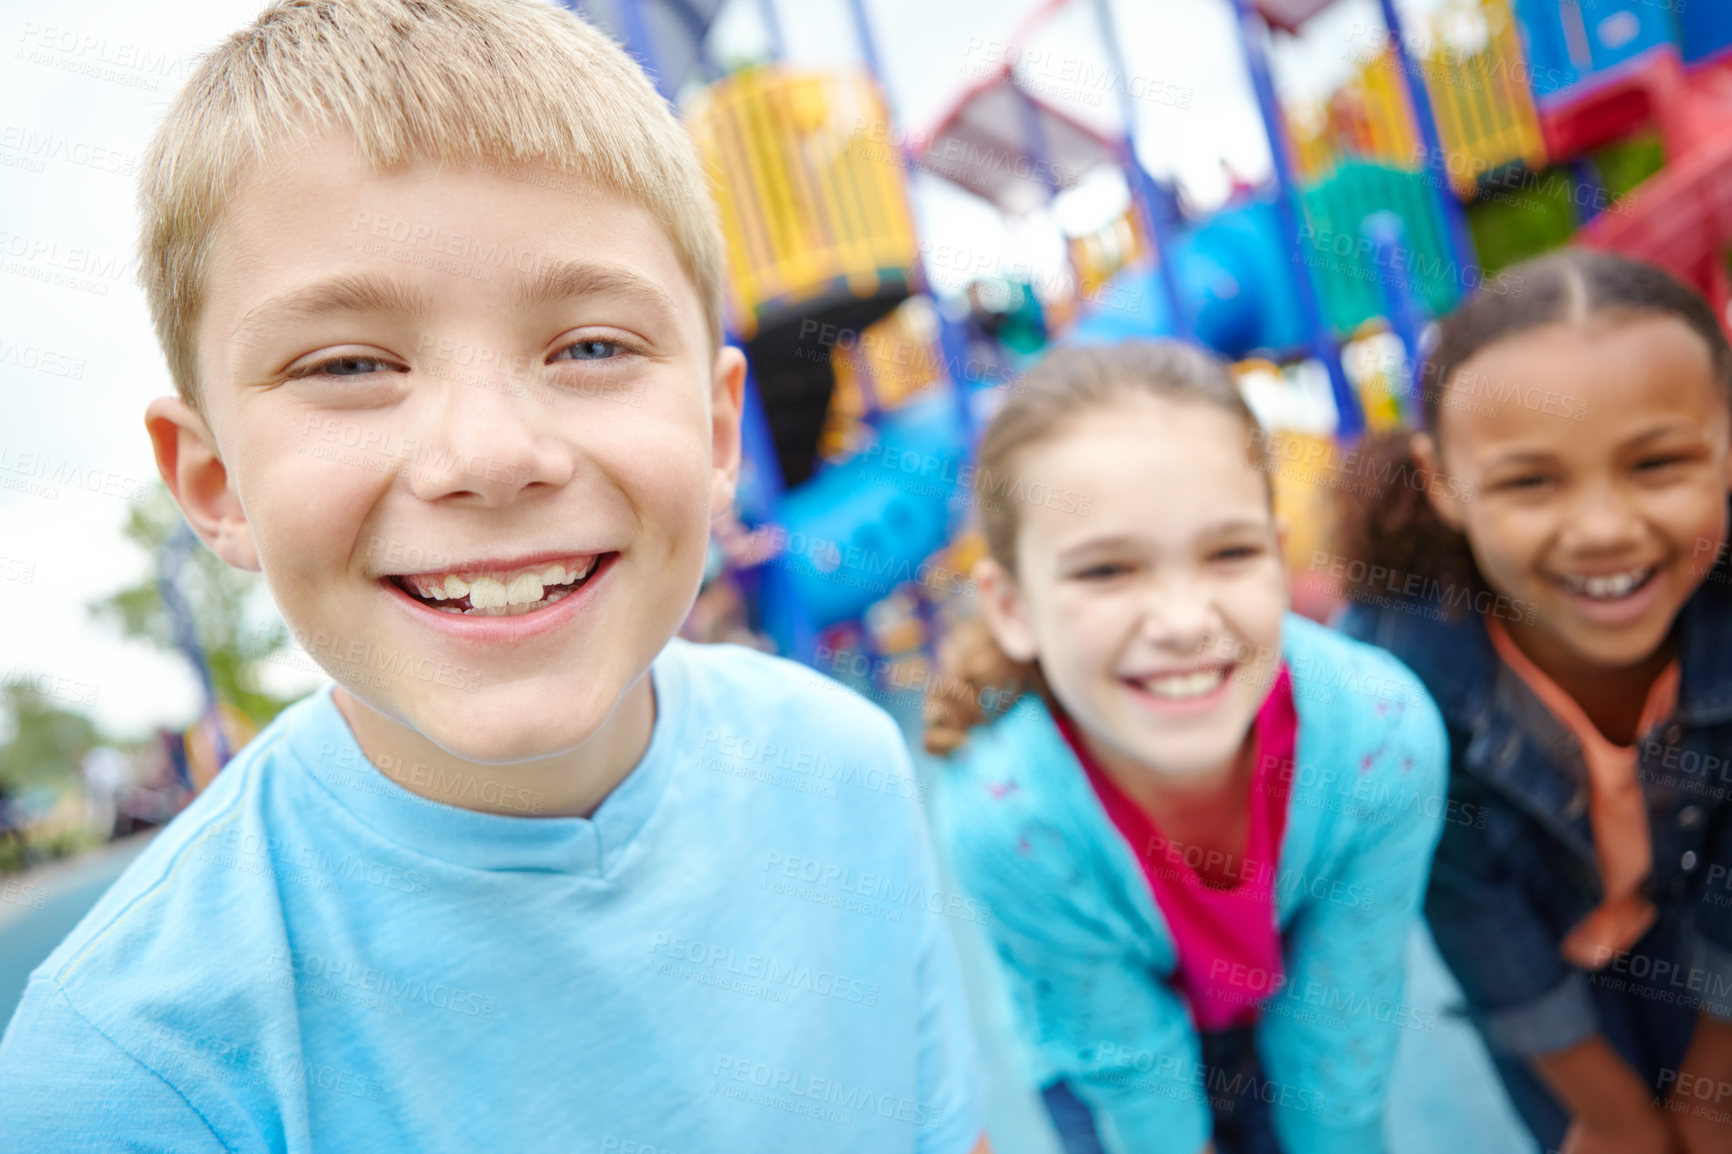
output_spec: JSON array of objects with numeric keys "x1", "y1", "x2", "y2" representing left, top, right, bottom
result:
[
  {"x1": 762, "y1": 199, "x2": 1306, "y2": 650},
  {"x1": 1066, "y1": 198, "x2": 1306, "y2": 356}
]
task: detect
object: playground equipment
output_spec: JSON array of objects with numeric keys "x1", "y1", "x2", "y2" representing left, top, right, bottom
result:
[
  {"x1": 1290, "y1": 0, "x2": 1548, "y2": 195},
  {"x1": 156, "y1": 524, "x2": 232, "y2": 779},
  {"x1": 1288, "y1": 0, "x2": 1732, "y2": 324},
  {"x1": 685, "y1": 66, "x2": 922, "y2": 487},
  {"x1": 568, "y1": 0, "x2": 1504, "y2": 663},
  {"x1": 579, "y1": 0, "x2": 1732, "y2": 680}
]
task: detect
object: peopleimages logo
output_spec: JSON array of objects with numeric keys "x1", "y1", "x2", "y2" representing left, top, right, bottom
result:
[{"x1": 711, "y1": 1055, "x2": 946, "y2": 1128}]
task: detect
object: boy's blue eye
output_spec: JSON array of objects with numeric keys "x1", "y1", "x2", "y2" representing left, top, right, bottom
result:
[
  {"x1": 301, "y1": 355, "x2": 393, "y2": 378},
  {"x1": 1075, "y1": 563, "x2": 1129, "y2": 580},
  {"x1": 555, "y1": 339, "x2": 621, "y2": 361}
]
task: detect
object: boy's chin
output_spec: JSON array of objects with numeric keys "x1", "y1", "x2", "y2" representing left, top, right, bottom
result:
[{"x1": 355, "y1": 679, "x2": 619, "y2": 766}]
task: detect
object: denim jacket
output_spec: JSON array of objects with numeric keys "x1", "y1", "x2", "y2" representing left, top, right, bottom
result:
[
  {"x1": 1340, "y1": 578, "x2": 1732, "y2": 1059},
  {"x1": 933, "y1": 614, "x2": 1447, "y2": 1154}
]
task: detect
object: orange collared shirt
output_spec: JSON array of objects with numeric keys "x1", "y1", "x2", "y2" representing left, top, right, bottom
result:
[{"x1": 1484, "y1": 616, "x2": 1680, "y2": 969}]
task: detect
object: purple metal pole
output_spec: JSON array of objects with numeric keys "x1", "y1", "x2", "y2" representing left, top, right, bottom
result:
[
  {"x1": 757, "y1": 0, "x2": 785, "y2": 62},
  {"x1": 618, "y1": 0, "x2": 676, "y2": 105},
  {"x1": 1228, "y1": 0, "x2": 1362, "y2": 438},
  {"x1": 1378, "y1": 0, "x2": 1478, "y2": 295},
  {"x1": 1092, "y1": 0, "x2": 1193, "y2": 341},
  {"x1": 845, "y1": 0, "x2": 889, "y2": 105}
]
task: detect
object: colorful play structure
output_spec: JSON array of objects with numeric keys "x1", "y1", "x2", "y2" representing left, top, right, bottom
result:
[{"x1": 560, "y1": 0, "x2": 1732, "y2": 697}]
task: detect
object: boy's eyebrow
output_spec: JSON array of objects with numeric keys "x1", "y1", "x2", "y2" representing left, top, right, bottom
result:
[
  {"x1": 232, "y1": 272, "x2": 430, "y2": 350},
  {"x1": 513, "y1": 259, "x2": 681, "y2": 326},
  {"x1": 231, "y1": 262, "x2": 682, "y2": 353}
]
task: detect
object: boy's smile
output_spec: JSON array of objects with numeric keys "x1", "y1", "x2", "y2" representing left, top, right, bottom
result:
[{"x1": 146, "y1": 130, "x2": 743, "y2": 813}]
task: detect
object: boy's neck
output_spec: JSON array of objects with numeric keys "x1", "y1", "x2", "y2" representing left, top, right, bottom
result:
[{"x1": 331, "y1": 675, "x2": 657, "y2": 819}]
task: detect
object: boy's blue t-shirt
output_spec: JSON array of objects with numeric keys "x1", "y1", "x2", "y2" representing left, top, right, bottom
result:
[{"x1": 0, "y1": 638, "x2": 985, "y2": 1154}]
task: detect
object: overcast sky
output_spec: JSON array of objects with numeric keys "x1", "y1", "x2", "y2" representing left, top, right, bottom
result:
[{"x1": 0, "y1": 0, "x2": 1443, "y2": 739}]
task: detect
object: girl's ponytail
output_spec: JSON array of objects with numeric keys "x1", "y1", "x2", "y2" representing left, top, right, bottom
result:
[{"x1": 921, "y1": 615, "x2": 1045, "y2": 755}]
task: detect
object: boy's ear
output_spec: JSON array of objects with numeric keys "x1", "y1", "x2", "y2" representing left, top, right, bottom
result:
[
  {"x1": 708, "y1": 345, "x2": 747, "y2": 519},
  {"x1": 973, "y1": 556, "x2": 1037, "y2": 664},
  {"x1": 144, "y1": 397, "x2": 260, "y2": 572},
  {"x1": 1410, "y1": 430, "x2": 1465, "y2": 531}
]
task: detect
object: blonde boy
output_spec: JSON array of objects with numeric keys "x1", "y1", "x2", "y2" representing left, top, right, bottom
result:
[{"x1": 0, "y1": 2, "x2": 986, "y2": 1150}]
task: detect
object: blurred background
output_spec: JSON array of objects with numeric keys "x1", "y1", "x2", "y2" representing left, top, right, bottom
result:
[{"x1": 7, "y1": 0, "x2": 1732, "y2": 1148}]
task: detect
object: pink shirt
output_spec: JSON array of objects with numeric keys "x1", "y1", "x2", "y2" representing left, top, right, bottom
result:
[{"x1": 1056, "y1": 667, "x2": 1297, "y2": 1030}]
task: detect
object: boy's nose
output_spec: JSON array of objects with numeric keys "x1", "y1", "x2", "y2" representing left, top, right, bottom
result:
[{"x1": 405, "y1": 369, "x2": 575, "y2": 505}]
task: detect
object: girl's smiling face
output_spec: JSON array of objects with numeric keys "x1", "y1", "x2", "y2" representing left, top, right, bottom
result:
[
  {"x1": 978, "y1": 397, "x2": 1288, "y2": 782},
  {"x1": 1420, "y1": 315, "x2": 1732, "y2": 674}
]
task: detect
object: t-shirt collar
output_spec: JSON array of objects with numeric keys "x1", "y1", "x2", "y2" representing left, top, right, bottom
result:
[{"x1": 280, "y1": 641, "x2": 688, "y2": 876}]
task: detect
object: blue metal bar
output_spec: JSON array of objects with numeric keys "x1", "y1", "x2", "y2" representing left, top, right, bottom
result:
[
  {"x1": 757, "y1": 0, "x2": 785, "y2": 63},
  {"x1": 845, "y1": 0, "x2": 888, "y2": 106},
  {"x1": 735, "y1": 355, "x2": 785, "y2": 521},
  {"x1": 1363, "y1": 211, "x2": 1429, "y2": 421},
  {"x1": 1228, "y1": 0, "x2": 1361, "y2": 439},
  {"x1": 619, "y1": 0, "x2": 676, "y2": 104},
  {"x1": 1377, "y1": 0, "x2": 1478, "y2": 296},
  {"x1": 157, "y1": 525, "x2": 231, "y2": 770},
  {"x1": 1092, "y1": 0, "x2": 1193, "y2": 341},
  {"x1": 1570, "y1": 155, "x2": 1606, "y2": 226},
  {"x1": 730, "y1": 352, "x2": 819, "y2": 662}
]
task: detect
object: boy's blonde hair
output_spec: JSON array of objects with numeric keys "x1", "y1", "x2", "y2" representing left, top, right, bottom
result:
[{"x1": 140, "y1": 0, "x2": 726, "y2": 410}]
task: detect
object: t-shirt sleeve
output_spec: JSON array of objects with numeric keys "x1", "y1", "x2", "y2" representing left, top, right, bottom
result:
[
  {"x1": 901, "y1": 743, "x2": 989, "y2": 1154},
  {"x1": 0, "y1": 977, "x2": 229, "y2": 1152}
]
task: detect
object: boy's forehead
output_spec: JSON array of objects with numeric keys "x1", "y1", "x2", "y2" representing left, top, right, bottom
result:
[{"x1": 201, "y1": 133, "x2": 710, "y2": 359}]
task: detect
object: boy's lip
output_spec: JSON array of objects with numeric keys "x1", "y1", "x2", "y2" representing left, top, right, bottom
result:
[
  {"x1": 377, "y1": 548, "x2": 609, "y2": 578},
  {"x1": 379, "y1": 551, "x2": 619, "y2": 643}
]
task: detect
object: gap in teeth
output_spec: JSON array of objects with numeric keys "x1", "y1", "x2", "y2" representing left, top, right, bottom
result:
[
  {"x1": 401, "y1": 558, "x2": 596, "y2": 606},
  {"x1": 460, "y1": 584, "x2": 581, "y2": 616}
]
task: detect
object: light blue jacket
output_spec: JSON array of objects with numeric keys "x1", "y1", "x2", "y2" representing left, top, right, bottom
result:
[{"x1": 933, "y1": 614, "x2": 1448, "y2": 1154}]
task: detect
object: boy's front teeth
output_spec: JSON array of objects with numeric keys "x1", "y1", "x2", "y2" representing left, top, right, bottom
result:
[{"x1": 399, "y1": 557, "x2": 599, "y2": 615}]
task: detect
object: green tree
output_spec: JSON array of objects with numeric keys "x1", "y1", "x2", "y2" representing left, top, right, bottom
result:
[
  {"x1": 87, "y1": 483, "x2": 296, "y2": 731},
  {"x1": 0, "y1": 681, "x2": 101, "y2": 794}
]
